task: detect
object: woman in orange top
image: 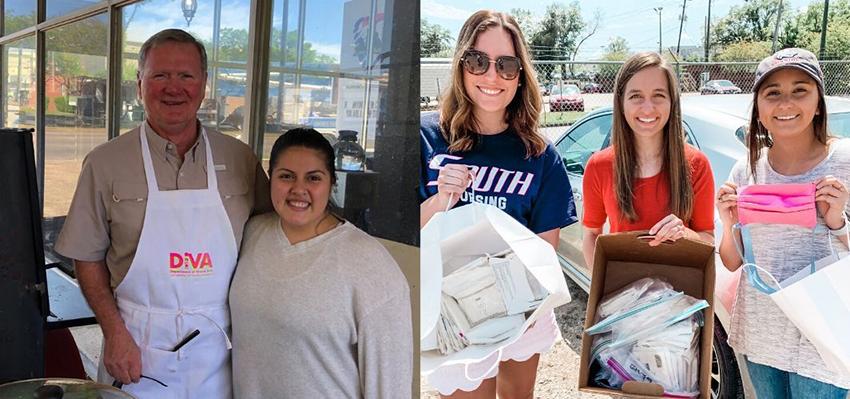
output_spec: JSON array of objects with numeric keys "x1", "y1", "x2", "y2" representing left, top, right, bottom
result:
[{"x1": 581, "y1": 52, "x2": 715, "y2": 267}]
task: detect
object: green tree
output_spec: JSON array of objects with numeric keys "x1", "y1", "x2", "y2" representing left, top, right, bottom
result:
[
  {"x1": 510, "y1": 8, "x2": 540, "y2": 40},
  {"x1": 203, "y1": 28, "x2": 338, "y2": 67},
  {"x1": 45, "y1": 17, "x2": 109, "y2": 57},
  {"x1": 421, "y1": 19, "x2": 453, "y2": 58},
  {"x1": 530, "y1": 2, "x2": 586, "y2": 81},
  {"x1": 602, "y1": 36, "x2": 630, "y2": 57},
  {"x1": 789, "y1": 0, "x2": 850, "y2": 59},
  {"x1": 530, "y1": 2, "x2": 585, "y2": 61},
  {"x1": 217, "y1": 28, "x2": 249, "y2": 62},
  {"x1": 715, "y1": 41, "x2": 771, "y2": 81},
  {"x1": 598, "y1": 36, "x2": 629, "y2": 90},
  {"x1": 43, "y1": 17, "x2": 109, "y2": 95},
  {"x1": 4, "y1": 13, "x2": 37, "y2": 36},
  {"x1": 715, "y1": 41, "x2": 772, "y2": 61},
  {"x1": 711, "y1": 0, "x2": 789, "y2": 46}
]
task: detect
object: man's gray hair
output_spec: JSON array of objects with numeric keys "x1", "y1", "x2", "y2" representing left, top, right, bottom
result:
[{"x1": 137, "y1": 29, "x2": 208, "y2": 76}]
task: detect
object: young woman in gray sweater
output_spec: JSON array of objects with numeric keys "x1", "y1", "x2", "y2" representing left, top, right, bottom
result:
[{"x1": 229, "y1": 128, "x2": 412, "y2": 398}]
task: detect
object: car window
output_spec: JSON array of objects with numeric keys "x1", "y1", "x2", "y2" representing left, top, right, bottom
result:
[
  {"x1": 829, "y1": 112, "x2": 850, "y2": 138},
  {"x1": 682, "y1": 121, "x2": 697, "y2": 146},
  {"x1": 555, "y1": 114, "x2": 612, "y2": 175}
]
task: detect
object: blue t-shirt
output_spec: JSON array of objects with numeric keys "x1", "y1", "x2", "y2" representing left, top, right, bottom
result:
[{"x1": 419, "y1": 112, "x2": 577, "y2": 233}]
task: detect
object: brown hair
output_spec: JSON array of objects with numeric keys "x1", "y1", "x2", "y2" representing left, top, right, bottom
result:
[
  {"x1": 611, "y1": 52, "x2": 693, "y2": 223},
  {"x1": 439, "y1": 10, "x2": 545, "y2": 158},
  {"x1": 747, "y1": 77, "x2": 830, "y2": 179}
]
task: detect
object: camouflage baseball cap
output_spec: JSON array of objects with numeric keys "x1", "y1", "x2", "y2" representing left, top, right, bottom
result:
[{"x1": 754, "y1": 48, "x2": 824, "y2": 93}]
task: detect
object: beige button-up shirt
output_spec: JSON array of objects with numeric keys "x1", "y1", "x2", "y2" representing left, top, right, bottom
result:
[{"x1": 55, "y1": 123, "x2": 272, "y2": 288}]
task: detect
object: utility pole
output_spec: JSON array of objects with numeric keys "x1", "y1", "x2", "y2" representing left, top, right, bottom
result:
[
  {"x1": 676, "y1": 0, "x2": 687, "y2": 55},
  {"x1": 819, "y1": 0, "x2": 830, "y2": 59},
  {"x1": 771, "y1": 0, "x2": 783, "y2": 53},
  {"x1": 705, "y1": 0, "x2": 712, "y2": 61},
  {"x1": 654, "y1": 7, "x2": 663, "y2": 53}
]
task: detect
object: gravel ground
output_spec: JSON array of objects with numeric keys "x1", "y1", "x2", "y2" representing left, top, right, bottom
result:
[{"x1": 420, "y1": 278, "x2": 612, "y2": 399}]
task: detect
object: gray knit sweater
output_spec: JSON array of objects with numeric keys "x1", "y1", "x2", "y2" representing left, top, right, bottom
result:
[{"x1": 229, "y1": 213, "x2": 413, "y2": 398}]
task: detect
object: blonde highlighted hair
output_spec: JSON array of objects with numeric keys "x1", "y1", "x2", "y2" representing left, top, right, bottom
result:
[
  {"x1": 439, "y1": 10, "x2": 545, "y2": 158},
  {"x1": 611, "y1": 52, "x2": 693, "y2": 223}
]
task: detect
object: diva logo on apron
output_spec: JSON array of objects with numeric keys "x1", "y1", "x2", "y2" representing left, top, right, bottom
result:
[{"x1": 97, "y1": 125, "x2": 238, "y2": 399}]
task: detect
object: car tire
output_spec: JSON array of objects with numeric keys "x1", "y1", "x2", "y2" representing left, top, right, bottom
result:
[{"x1": 712, "y1": 318, "x2": 744, "y2": 399}]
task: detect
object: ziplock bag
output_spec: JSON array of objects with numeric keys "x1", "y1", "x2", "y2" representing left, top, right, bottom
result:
[{"x1": 587, "y1": 278, "x2": 707, "y2": 397}]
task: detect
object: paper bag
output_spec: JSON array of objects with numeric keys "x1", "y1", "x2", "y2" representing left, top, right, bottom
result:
[{"x1": 420, "y1": 202, "x2": 571, "y2": 377}]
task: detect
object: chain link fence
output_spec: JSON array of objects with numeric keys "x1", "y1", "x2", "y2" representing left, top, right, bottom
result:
[{"x1": 422, "y1": 58, "x2": 850, "y2": 125}]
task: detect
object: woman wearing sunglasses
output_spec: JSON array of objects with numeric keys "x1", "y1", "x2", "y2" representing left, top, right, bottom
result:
[
  {"x1": 716, "y1": 48, "x2": 850, "y2": 398},
  {"x1": 581, "y1": 52, "x2": 715, "y2": 267},
  {"x1": 419, "y1": 10, "x2": 577, "y2": 399}
]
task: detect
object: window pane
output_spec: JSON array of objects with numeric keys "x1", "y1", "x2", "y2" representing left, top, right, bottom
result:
[
  {"x1": 270, "y1": 0, "x2": 300, "y2": 69},
  {"x1": 262, "y1": 0, "x2": 416, "y2": 242},
  {"x1": 120, "y1": 0, "x2": 250, "y2": 141},
  {"x1": 213, "y1": 67, "x2": 248, "y2": 140},
  {"x1": 262, "y1": 73, "x2": 341, "y2": 162},
  {"x1": 5, "y1": 0, "x2": 36, "y2": 35},
  {"x1": 370, "y1": 0, "x2": 391, "y2": 78},
  {"x1": 302, "y1": 1, "x2": 344, "y2": 73},
  {"x1": 44, "y1": 14, "x2": 109, "y2": 217},
  {"x1": 3, "y1": 35, "x2": 37, "y2": 159},
  {"x1": 339, "y1": 0, "x2": 387, "y2": 78},
  {"x1": 262, "y1": 72, "x2": 295, "y2": 162},
  {"x1": 47, "y1": 0, "x2": 105, "y2": 20},
  {"x1": 362, "y1": 79, "x2": 383, "y2": 156}
]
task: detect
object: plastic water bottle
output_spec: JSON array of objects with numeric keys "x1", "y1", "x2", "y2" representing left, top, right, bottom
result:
[{"x1": 335, "y1": 130, "x2": 365, "y2": 171}]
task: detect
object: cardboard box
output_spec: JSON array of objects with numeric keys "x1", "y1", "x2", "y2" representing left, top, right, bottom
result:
[{"x1": 578, "y1": 231, "x2": 715, "y2": 398}]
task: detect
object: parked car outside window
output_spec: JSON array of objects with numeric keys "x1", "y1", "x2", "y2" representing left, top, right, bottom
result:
[{"x1": 549, "y1": 83, "x2": 585, "y2": 112}]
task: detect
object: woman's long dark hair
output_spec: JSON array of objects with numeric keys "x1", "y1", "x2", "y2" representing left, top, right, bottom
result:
[{"x1": 611, "y1": 52, "x2": 693, "y2": 223}]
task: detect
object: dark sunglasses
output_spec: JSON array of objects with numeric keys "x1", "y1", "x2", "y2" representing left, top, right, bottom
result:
[{"x1": 461, "y1": 50, "x2": 522, "y2": 80}]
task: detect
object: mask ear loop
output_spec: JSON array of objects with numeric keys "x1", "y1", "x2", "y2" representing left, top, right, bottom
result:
[
  {"x1": 809, "y1": 184, "x2": 837, "y2": 273},
  {"x1": 444, "y1": 168, "x2": 477, "y2": 213},
  {"x1": 734, "y1": 223, "x2": 782, "y2": 294}
]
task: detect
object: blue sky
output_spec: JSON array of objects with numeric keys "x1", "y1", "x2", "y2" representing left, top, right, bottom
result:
[
  {"x1": 422, "y1": 0, "x2": 813, "y2": 59},
  {"x1": 122, "y1": 0, "x2": 354, "y2": 59},
  {"x1": 27, "y1": 0, "x2": 349, "y2": 60}
]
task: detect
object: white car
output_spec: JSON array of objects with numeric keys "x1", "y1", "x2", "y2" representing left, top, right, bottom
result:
[{"x1": 553, "y1": 93, "x2": 850, "y2": 399}]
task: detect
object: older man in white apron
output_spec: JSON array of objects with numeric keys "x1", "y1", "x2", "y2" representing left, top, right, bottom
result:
[{"x1": 56, "y1": 29, "x2": 270, "y2": 399}]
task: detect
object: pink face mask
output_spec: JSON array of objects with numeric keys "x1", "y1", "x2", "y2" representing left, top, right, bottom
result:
[{"x1": 737, "y1": 183, "x2": 817, "y2": 228}]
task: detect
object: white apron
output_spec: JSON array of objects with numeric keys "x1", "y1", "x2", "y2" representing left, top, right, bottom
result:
[{"x1": 97, "y1": 125, "x2": 238, "y2": 399}]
